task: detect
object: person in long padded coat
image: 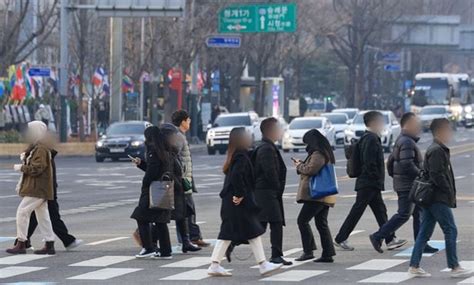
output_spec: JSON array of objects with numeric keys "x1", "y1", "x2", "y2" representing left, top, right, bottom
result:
[
  {"x1": 131, "y1": 126, "x2": 173, "y2": 259},
  {"x1": 207, "y1": 127, "x2": 283, "y2": 277},
  {"x1": 160, "y1": 123, "x2": 200, "y2": 253},
  {"x1": 293, "y1": 129, "x2": 337, "y2": 263}
]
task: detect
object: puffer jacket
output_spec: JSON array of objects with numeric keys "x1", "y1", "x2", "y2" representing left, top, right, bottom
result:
[
  {"x1": 296, "y1": 151, "x2": 336, "y2": 207},
  {"x1": 177, "y1": 131, "x2": 193, "y2": 194},
  {"x1": 17, "y1": 143, "x2": 54, "y2": 201},
  {"x1": 388, "y1": 132, "x2": 423, "y2": 192}
]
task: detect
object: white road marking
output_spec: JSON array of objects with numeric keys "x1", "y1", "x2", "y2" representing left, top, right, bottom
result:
[
  {"x1": 105, "y1": 186, "x2": 127, "y2": 190},
  {"x1": 160, "y1": 269, "x2": 210, "y2": 280},
  {"x1": 357, "y1": 272, "x2": 413, "y2": 283},
  {"x1": 201, "y1": 178, "x2": 223, "y2": 182},
  {"x1": 0, "y1": 237, "x2": 15, "y2": 243},
  {"x1": 347, "y1": 259, "x2": 407, "y2": 271},
  {"x1": 0, "y1": 266, "x2": 47, "y2": 279},
  {"x1": 350, "y1": 230, "x2": 366, "y2": 236},
  {"x1": 67, "y1": 268, "x2": 142, "y2": 280},
  {"x1": 0, "y1": 255, "x2": 50, "y2": 265},
  {"x1": 161, "y1": 257, "x2": 211, "y2": 268},
  {"x1": 283, "y1": 248, "x2": 303, "y2": 256},
  {"x1": 0, "y1": 195, "x2": 18, "y2": 199},
  {"x1": 455, "y1": 176, "x2": 466, "y2": 179},
  {"x1": 459, "y1": 276, "x2": 474, "y2": 284},
  {"x1": 69, "y1": 256, "x2": 135, "y2": 267},
  {"x1": 197, "y1": 182, "x2": 224, "y2": 187},
  {"x1": 86, "y1": 237, "x2": 129, "y2": 246},
  {"x1": 441, "y1": 261, "x2": 474, "y2": 272},
  {"x1": 260, "y1": 270, "x2": 328, "y2": 282},
  {"x1": 341, "y1": 194, "x2": 357, "y2": 198}
]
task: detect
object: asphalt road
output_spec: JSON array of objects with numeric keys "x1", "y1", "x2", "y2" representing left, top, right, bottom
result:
[{"x1": 0, "y1": 128, "x2": 473, "y2": 285}]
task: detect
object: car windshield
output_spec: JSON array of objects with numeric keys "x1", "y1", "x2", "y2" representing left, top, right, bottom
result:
[
  {"x1": 353, "y1": 113, "x2": 389, "y2": 125},
  {"x1": 214, "y1": 115, "x2": 251, "y2": 127},
  {"x1": 323, "y1": 114, "x2": 347, "y2": 124},
  {"x1": 106, "y1": 123, "x2": 145, "y2": 135},
  {"x1": 420, "y1": 107, "x2": 446, "y2": 115},
  {"x1": 289, "y1": 119, "x2": 322, "y2": 129},
  {"x1": 334, "y1": 110, "x2": 357, "y2": 119}
]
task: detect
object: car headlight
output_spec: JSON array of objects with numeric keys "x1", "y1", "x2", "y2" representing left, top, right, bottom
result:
[
  {"x1": 207, "y1": 130, "x2": 215, "y2": 137},
  {"x1": 466, "y1": 114, "x2": 473, "y2": 119},
  {"x1": 284, "y1": 132, "x2": 290, "y2": 139},
  {"x1": 96, "y1": 141, "x2": 104, "y2": 147},
  {"x1": 131, "y1": 140, "x2": 144, "y2": 147},
  {"x1": 465, "y1": 105, "x2": 473, "y2": 113}
]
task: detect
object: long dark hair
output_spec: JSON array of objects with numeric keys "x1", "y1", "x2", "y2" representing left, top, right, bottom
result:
[
  {"x1": 223, "y1": 127, "x2": 247, "y2": 174},
  {"x1": 303, "y1": 129, "x2": 335, "y2": 164},
  {"x1": 144, "y1": 126, "x2": 170, "y2": 167}
]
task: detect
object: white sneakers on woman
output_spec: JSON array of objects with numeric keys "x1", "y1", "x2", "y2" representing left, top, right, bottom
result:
[
  {"x1": 409, "y1": 266, "x2": 472, "y2": 278},
  {"x1": 207, "y1": 261, "x2": 282, "y2": 277}
]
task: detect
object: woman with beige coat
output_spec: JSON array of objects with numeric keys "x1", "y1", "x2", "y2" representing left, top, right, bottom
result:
[
  {"x1": 6, "y1": 121, "x2": 55, "y2": 255},
  {"x1": 294, "y1": 129, "x2": 337, "y2": 263}
]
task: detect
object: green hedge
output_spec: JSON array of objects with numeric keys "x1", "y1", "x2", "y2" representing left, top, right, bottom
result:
[{"x1": 0, "y1": 130, "x2": 22, "y2": 143}]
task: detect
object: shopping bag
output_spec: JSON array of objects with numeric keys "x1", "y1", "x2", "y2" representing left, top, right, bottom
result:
[{"x1": 310, "y1": 164, "x2": 338, "y2": 199}]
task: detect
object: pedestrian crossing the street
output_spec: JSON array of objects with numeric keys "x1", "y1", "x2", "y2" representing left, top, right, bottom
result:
[{"x1": 0, "y1": 247, "x2": 472, "y2": 283}]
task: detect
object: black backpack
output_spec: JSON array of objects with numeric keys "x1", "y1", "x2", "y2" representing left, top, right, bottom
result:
[
  {"x1": 345, "y1": 136, "x2": 363, "y2": 178},
  {"x1": 409, "y1": 170, "x2": 434, "y2": 207}
]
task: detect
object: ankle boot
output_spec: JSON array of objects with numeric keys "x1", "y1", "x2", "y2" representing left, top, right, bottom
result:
[
  {"x1": 6, "y1": 241, "x2": 26, "y2": 254},
  {"x1": 182, "y1": 239, "x2": 201, "y2": 253},
  {"x1": 34, "y1": 241, "x2": 55, "y2": 255}
]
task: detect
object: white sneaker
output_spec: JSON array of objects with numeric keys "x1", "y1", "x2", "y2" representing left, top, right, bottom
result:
[
  {"x1": 207, "y1": 264, "x2": 232, "y2": 277},
  {"x1": 387, "y1": 238, "x2": 408, "y2": 250},
  {"x1": 334, "y1": 240, "x2": 355, "y2": 251},
  {"x1": 450, "y1": 267, "x2": 472, "y2": 278},
  {"x1": 259, "y1": 261, "x2": 283, "y2": 276},
  {"x1": 408, "y1": 266, "x2": 432, "y2": 277},
  {"x1": 66, "y1": 239, "x2": 83, "y2": 251}
]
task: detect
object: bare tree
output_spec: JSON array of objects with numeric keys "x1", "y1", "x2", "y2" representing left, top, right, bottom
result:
[{"x1": 0, "y1": 0, "x2": 59, "y2": 75}]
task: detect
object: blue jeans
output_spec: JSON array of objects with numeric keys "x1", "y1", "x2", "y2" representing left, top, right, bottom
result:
[
  {"x1": 374, "y1": 191, "x2": 414, "y2": 241},
  {"x1": 410, "y1": 203, "x2": 459, "y2": 269}
]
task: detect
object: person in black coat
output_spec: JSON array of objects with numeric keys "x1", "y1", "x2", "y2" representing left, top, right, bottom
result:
[
  {"x1": 253, "y1": 117, "x2": 291, "y2": 265},
  {"x1": 335, "y1": 111, "x2": 395, "y2": 251},
  {"x1": 160, "y1": 123, "x2": 200, "y2": 253},
  {"x1": 207, "y1": 127, "x2": 282, "y2": 277},
  {"x1": 130, "y1": 126, "x2": 173, "y2": 259}
]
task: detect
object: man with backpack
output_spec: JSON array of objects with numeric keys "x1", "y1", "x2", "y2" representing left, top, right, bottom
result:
[
  {"x1": 408, "y1": 118, "x2": 471, "y2": 278},
  {"x1": 334, "y1": 111, "x2": 402, "y2": 251},
  {"x1": 369, "y1": 112, "x2": 438, "y2": 253}
]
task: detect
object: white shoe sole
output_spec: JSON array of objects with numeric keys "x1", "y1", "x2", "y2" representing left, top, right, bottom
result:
[
  {"x1": 387, "y1": 240, "x2": 408, "y2": 250},
  {"x1": 135, "y1": 253, "x2": 156, "y2": 259},
  {"x1": 334, "y1": 243, "x2": 354, "y2": 251},
  {"x1": 408, "y1": 273, "x2": 431, "y2": 278},
  {"x1": 260, "y1": 264, "x2": 283, "y2": 276}
]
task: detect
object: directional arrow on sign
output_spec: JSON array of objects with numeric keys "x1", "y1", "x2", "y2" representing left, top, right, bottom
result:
[{"x1": 260, "y1": 15, "x2": 265, "y2": 29}]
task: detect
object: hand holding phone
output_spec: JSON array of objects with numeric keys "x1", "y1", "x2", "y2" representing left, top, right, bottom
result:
[{"x1": 128, "y1": 155, "x2": 141, "y2": 165}]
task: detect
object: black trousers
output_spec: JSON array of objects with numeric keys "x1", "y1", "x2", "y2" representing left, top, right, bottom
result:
[
  {"x1": 335, "y1": 188, "x2": 393, "y2": 244},
  {"x1": 297, "y1": 203, "x2": 335, "y2": 257},
  {"x1": 261, "y1": 221, "x2": 283, "y2": 258},
  {"x1": 28, "y1": 200, "x2": 75, "y2": 247},
  {"x1": 186, "y1": 195, "x2": 202, "y2": 241},
  {"x1": 137, "y1": 221, "x2": 171, "y2": 255}
]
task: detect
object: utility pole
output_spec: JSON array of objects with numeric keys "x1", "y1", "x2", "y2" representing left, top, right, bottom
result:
[
  {"x1": 59, "y1": 0, "x2": 69, "y2": 142},
  {"x1": 139, "y1": 18, "x2": 145, "y2": 121},
  {"x1": 109, "y1": 18, "x2": 123, "y2": 123}
]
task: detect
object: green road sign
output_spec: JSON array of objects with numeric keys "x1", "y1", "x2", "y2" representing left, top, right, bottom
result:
[{"x1": 219, "y1": 3, "x2": 297, "y2": 33}]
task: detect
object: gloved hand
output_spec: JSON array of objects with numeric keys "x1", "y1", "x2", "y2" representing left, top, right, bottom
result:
[{"x1": 13, "y1": 164, "x2": 22, "y2": 172}]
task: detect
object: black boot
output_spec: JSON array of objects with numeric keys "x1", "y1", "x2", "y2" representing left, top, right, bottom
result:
[
  {"x1": 34, "y1": 241, "x2": 55, "y2": 255},
  {"x1": 6, "y1": 241, "x2": 26, "y2": 254},
  {"x1": 314, "y1": 256, "x2": 334, "y2": 263},
  {"x1": 295, "y1": 252, "x2": 314, "y2": 261}
]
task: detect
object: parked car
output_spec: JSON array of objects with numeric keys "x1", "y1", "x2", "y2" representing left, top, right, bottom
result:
[
  {"x1": 463, "y1": 104, "x2": 474, "y2": 128},
  {"x1": 344, "y1": 110, "x2": 401, "y2": 153},
  {"x1": 253, "y1": 116, "x2": 289, "y2": 144},
  {"x1": 331, "y1": 108, "x2": 359, "y2": 121},
  {"x1": 321, "y1": 112, "x2": 349, "y2": 147},
  {"x1": 206, "y1": 112, "x2": 259, "y2": 155},
  {"x1": 95, "y1": 121, "x2": 151, "y2": 162},
  {"x1": 282, "y1": 117, "x2": 336, "y2": 152},
  {"x1": 419, "y1": 105, "x2": 457, "y2": 132}
]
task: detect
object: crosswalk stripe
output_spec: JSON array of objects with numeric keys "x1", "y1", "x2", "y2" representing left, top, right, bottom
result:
[
  {"x1": 251, "y1": 248, "x2": 305, "y2": 269},
  {"x1": 86, "y1": 237, "x2": 129, "y2": 246},
  {"x1": 69, "y1": 256, "x2": 135, "y2": 267},
  {"x1": 0, "y1": 237, "x2": 15, "y2": 243},
  {"x1": 0, "y1": 255, "x2": 50, "y2": 265},
  {"x1": 395, "y1": 240, "x2": 445, "y2": 257},
  {"x1": 459, "y1": 276, "x2": 474, "y2": 284},
  {"x1": 442, "y1": 261, "x2": 474, "y2": 272},
  {"x1": 160, "y1": 269, "x2": 210, "y2": 280},
  {"x1": 350, "y1": 230, "x2": 365, "y2": 236},
  {"x1": 67, "y1": 268, "x2": 142, "y2": 280},
  {"x1": 282, "y1": 248, "x2": 303, "y2": 256},
  {"x1": 347, "y1": 259, "x2": 408, "y2": 271},
  {"x1": 260, "y1": 270, "x2": 328, "y2": 282},
  {"x1": 161, "y1": 257, "x2": 210, "y2": 268},
  {"x1": 0, "y1": 266, "x2": 47, "y2": 279},
  {"x1": 357, "y1": 272, "x2": 414, "y2": 283}
]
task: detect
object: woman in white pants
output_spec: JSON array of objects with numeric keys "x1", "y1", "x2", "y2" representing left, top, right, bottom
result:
[
  {"x1": 208, "y1": 128, "x2": 282, "y2": 277},
  {"x1": 6, "y1": 121, "x2": 55, "y2": 255}
]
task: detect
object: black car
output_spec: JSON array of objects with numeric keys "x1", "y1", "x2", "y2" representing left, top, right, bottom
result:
[{"x1": 95, "y1": 121, "x2": 150, "y2": 162}]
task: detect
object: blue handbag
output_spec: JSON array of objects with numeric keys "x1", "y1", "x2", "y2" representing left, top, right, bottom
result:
[{"x1": 310, "y1": 164, "x2": 338, "y2": 199}]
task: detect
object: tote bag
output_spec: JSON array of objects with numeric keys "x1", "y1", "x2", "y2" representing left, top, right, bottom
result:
[
  {"x1": 149, "y1": 173, "x2": 175, "y2": 210},
  {"x1": 310, "y1": 164, "x2": 338, "y2": 199}
]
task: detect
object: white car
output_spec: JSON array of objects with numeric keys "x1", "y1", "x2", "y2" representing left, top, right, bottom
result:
[
  {"x1": 253, "y1": 116, "x2": 289, "y2": 143},
  {"x1": 282, "y1": 117, "x2": 336, "y2": 152},
  {"x1": 344, "y1": 110, "x2": 401, "y2": 153},
  {"x1": 206, "y1": 112, "x2": 259, "y2": 155},
  {"x1": 332, "y1": 108, "x2": 359, "y2": 121},
  {"x1": 419, "y1": 105, "x2": 455, "y2": 132},
  {"x1": 321, "y1": 112, "x2": 349, "y2": 147}
]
